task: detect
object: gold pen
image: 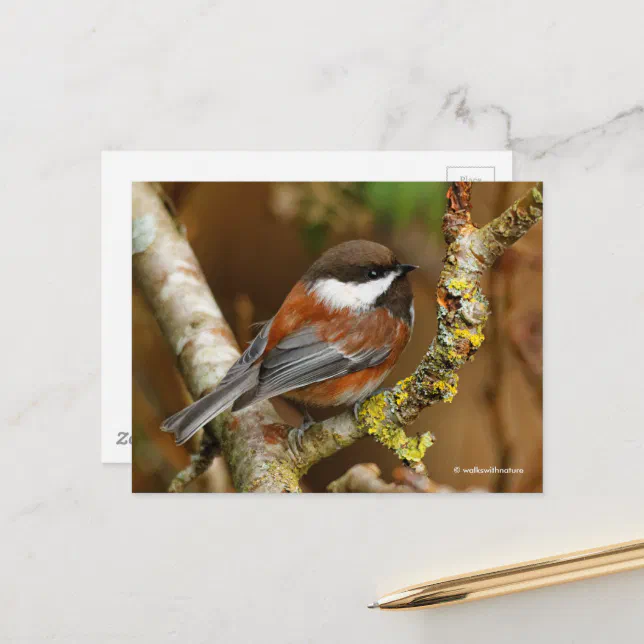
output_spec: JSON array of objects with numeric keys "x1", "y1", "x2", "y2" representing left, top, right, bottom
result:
[{"x1": 369, "y1": 538, "x2": 644, "y2": 611}]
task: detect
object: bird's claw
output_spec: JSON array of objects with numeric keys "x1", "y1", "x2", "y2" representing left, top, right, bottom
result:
[
  {"x1": 287, "y1": 410, "x2": 314, "y2": 456},
  {"x1": 287, "y1": 426, "x2": 306, "y2": 455}
]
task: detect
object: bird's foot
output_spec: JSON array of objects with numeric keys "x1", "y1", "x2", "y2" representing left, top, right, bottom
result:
[
  {"x1": 287, "y1": 410, "x2": 315, "y2": 456},
  {"x1": 353, "y1": 388, "x2": 391, "y2": 421}
]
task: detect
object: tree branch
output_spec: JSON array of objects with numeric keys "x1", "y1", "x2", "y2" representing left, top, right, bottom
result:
[
  {"x1": 132, "y1": 181, "x2": 542, "y2": 492},
  {"x1": 328, "y1": 464, "x2": 418, "y2": 493},
  {"x1": 327, "y1": 463, "x2": 445, "y2": 493},
  {"x1": 289, "y1": 181, "x2": 543, "y2": 472},
  {"x1": 133, "y1": 183, "x2": 299, "y2": 492}
]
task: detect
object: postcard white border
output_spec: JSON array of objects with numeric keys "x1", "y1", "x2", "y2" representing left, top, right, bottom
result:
[{"x1": 101, "y1": 151, "x2": 512, "y2": 463}]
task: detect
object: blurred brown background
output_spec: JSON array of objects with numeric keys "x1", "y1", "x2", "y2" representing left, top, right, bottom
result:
[{"x1": 132, "y1": 182, "x2": 542, "y2": 493}]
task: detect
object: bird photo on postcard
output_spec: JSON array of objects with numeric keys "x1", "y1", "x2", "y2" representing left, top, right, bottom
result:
[{"x1": 162, "y1": 240, "x2": 417, "y2": 451}]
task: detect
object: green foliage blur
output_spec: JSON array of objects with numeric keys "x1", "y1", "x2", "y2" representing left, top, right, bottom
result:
[
  {"x1": 361, "y1": 181, "x2": 448, "y2": 233},
  {"x1": 294, "y1": 181, "x2": 449, "y2": 254}
]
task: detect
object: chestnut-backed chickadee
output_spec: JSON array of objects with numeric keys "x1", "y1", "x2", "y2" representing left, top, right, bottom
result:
[{"x1": 162, "y1": 240, "x2": 417, "y2": 449}]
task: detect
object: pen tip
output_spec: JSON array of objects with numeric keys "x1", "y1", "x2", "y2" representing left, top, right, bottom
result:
[{"x1": 367, "y1": 602, "x2": 380, "y2": 609}]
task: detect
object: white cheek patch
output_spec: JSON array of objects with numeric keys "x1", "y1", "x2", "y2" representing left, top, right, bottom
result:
[{"x1": 310, "y1": 273, "x2": 397, "y2": 312}]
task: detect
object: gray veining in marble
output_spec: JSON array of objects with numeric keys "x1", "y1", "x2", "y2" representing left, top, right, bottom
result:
[{"x1": 2, "y1": 1, "x2": 643, "y2": 642}]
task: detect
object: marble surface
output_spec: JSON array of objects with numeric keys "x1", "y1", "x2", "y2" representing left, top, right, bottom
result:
[{"x1": 2, "y1": 1, "x2": 643, "y2": 642}]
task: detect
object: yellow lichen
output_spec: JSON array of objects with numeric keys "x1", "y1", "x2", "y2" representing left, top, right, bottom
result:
[
  {"x1": 357, "y1": 392, "x2": 388, "y2": 428},
  {"x1": 454, "y1": 327, "x2": 485, "y2": 349},
  {"x1": 435, "y1": 344, "x2": 463, "y2": 367},
  {"x1": 448, "y1": 278, "x2": 473, "y2": 300},
  {"x1": 430, "y1": 379, "x2": 458, "y2": 403},
  {"x1": 372, "y1": 425, "x2": 434, "y2": 463},
  {"x1": 470, "y1": 333, "x2": 484, "y2": 348},
  {"x1": 254, "y1": 459, "x2": 302, "y2": 492},
  {"x1": 393, "y1": 375, "x2": 414, "y2": 407},
  {"x1": 449, "y1": 278, "x2": 469, "y2": 291},
  {"x1": 356, "y1": 389, "x2": 434, "y2": 463}
]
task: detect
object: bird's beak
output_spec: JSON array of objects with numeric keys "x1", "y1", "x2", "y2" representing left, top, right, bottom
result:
[{"x1": 399, "y1": 264, "x2": 419, "y2": 275}]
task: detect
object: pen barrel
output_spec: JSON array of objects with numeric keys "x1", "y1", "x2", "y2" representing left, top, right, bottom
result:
[{"x1": 378, "y1": 539, "x2": 644, "y2": 610}]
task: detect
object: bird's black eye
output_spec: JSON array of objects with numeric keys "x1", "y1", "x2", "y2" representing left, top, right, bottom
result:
[{"x1": 367, "y1": 269, "x2": 379, "y2": 279}]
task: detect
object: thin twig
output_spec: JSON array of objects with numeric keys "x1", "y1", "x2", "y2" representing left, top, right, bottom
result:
[
  {"x1": 168, "y1": 428, "x2": 220, "y2": 492},
  {"x1": 327, "y1": 464, "x2": 418, "y2": 493},
  {"x1": 327, "y1": 463, "x2": 446, "y2": 493}
]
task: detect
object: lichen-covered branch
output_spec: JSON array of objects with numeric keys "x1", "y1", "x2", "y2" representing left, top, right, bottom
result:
[
  {"x1": 133, "y1": 181, "x2": 542, "y2": 493},
  {"x1": 291, "y1": 181, "x2": 543, "y2": 472}
]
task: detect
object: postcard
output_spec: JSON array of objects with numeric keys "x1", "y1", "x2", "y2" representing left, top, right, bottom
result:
[{"x1": 102, "y1": 153, "x2": 543, "y2": 494}]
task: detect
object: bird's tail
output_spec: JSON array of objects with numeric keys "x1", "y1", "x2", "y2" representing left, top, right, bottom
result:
[{"x1": 161, "y1": 365, "x2": 260, "y2": 445}]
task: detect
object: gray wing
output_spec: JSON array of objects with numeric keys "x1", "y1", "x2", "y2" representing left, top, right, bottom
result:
[
  {"x1": 231, "y1": 326, "x2": 390, "y2": 412},
  {"x1": 215, "y1": 317, "x2": 273, "y2": 387},
  {"x1": 161, "y1": 319, "x2": 273, "y2": 445}
]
